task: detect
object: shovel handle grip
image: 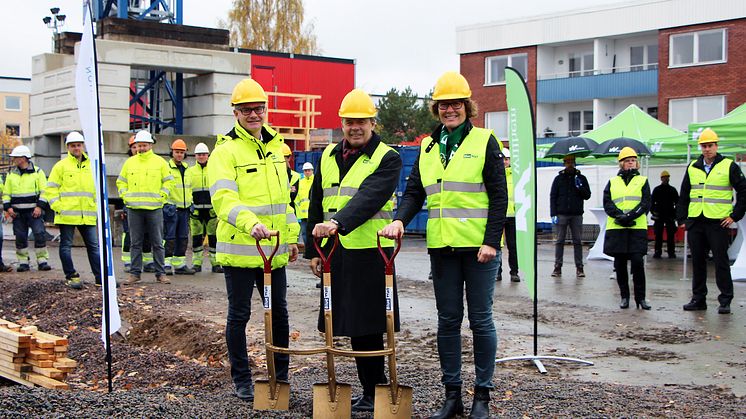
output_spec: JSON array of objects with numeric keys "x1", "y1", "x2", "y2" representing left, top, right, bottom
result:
[
  {"x1": 377, "y1": 232, "x2": 401, "y2": 275},
  {"x1": 313, "y1": 234, "x2": 339, "y2": 274},
  {"x1": 255, "y1": 231, "x2": 280, "y2": 274}
]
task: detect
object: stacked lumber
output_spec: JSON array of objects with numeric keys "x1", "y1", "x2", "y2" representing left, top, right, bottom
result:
[{"x1": 0, "y1": 318, "x2": 77, "y2": 389}]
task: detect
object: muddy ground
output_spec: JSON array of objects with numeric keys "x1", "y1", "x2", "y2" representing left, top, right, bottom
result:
[{"x1": 0, "y1": 238, "x2": 745, "y2": 417}]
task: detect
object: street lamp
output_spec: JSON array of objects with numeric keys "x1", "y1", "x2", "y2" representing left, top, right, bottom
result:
[{"x1": 43, "y1": 7, "x2": 66, "y2": 52}]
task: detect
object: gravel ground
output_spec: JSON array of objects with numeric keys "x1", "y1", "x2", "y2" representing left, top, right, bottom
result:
[{"x1": 1, "y1": 272, "x2": 745, "y2": 418}]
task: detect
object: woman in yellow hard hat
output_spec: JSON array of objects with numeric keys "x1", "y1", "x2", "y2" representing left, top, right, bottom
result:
[
  {"x1": 381, "y1": 71, "x2": 508, "y2": 418},
  {"x1": 602, "y1": 147, "x2": 652, "y2": 310}
]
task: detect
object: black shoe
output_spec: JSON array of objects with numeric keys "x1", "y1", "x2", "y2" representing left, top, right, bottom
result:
[
  {"x1": 17, "y1": 264, "x2": 30, "y2": 272},
  {"x1": 668, "y1": 253, "x2": 676, "y2": 259},
  {"x1": 551, "y1": 265, "x2": 561, "y2": 277},
  {"x1": 510, "y1": 273, "x2": 521, "y2": 282},
  {"x1": 496, "y1": 275, "x2": 502, "y2": 282},
  {"x1": 351, "y1": 394, "x2": 374, "y2": 412},
  {"x1": 429, "y1": 385, "x2": 463, "y2": 419},
  {"x1": 0, "y1": 264, "x2": 13, "y2": 272},
  {"x1": 212, "y1": 265, "x2": 224, "y2": 273},
  {"x1": 174, "y1": 266, "x2": 195, "y2": 275},
  {"x1": 428, "y1": 270, "x2": 433, "y2": 280},
  {"x1": 718, "y1": 304, "x2": 731, "y2": 314},
  {"x1": 620, "y1": 298, "x2": 629, "y2": 309},
  {"x1": 315, "y1": 281, "x2": 321, "y2": 288},
  {"x1": 235, "y1": 385, "x2": 254, "y2": 401},
  {"x1": 38, "y1": 262, "x2": 51, "y2": 271},
  {"x1": 652, "y1": 253, "x2": 662, "y2": 259},
  {"x1": 683, "y1": 300, "x2": 707, "y2": 311},
  {"x1": 193, "y1": 265, "x2": 202, "y2": 273},
  {"x1": 469, "y1": 386, "x2": 490, "y2": 419},
  {"x1": 636, "y1": 300, "x2": 651, "y2": 310}
]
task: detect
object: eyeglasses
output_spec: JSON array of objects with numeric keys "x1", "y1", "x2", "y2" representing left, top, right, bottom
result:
[
  {"x1": 437, "y1": 101, "x2": 464, "y2": 111},
  {"x1": 235, "y1": 105, "x2": 266, "y2": 116}
]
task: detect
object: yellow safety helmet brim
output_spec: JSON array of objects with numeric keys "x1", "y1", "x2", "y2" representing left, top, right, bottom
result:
[
  {"x1": 617, "y1": 146, "x2": 638, "y2": 161},
  {"x1": 231, "y1": 78, "x2": 268, "y2": 106},
  {"x1": 697, "y1": 127, "x2": 719, "y2": 144}
]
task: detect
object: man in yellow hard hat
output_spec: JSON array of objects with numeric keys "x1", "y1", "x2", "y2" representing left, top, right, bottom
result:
[
  {"x1": 163, "y1": 139, "x2": 195, "y2": 275},
  {"x1": 677, "y1": 128, "x2": 746, "y2": 314},
  {"x1": 306, "y1": 88, "x2": 402, "y2": 412},
  {"x1": 282, "y1": 142, "x2": 301, "y2": 213},
  {"x1": 209, "y1": 78, "x2": 299, "y2": 401},
  {"x1": 651, "y1": 170, "x2": 678, "y2": 258}
]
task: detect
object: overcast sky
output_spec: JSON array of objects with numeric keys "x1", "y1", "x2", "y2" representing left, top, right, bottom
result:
[{"x1": 4, "y1": 0, "x2": 623, "y2": 95}]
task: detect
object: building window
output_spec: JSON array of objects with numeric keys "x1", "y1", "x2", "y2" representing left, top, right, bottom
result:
[
  {"x1": 568, "y1": 110, "x2": 593, "y2": 136},
  {"x1": 569, "y1": 52, "x2": 593, "y2": 77},
  {"x1": 4, "y1": 96, "x2": 21, "y2": 111},
  {"x1": 630, "y1": 45, "x2": 658, "y2": 71},
  {"x1": 670, "y1": 29, "x2": 726, "y2": 67},
  {"x1": 5, "y1": 124, "x2": 20, "y2": 136},
  {"x1": 484, "y1": 111, "x2": 508, "y2": 138},
  {"x1": 485, "y1": 54, "x2": 528, "y2": 85},
  {"x1": 669, "y1": 96, "x2": 725, "y2": 131}
]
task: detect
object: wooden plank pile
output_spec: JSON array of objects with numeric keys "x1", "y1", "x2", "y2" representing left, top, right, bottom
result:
[{"x1": 0, "y1": 318, "x2": 77, "y2": 389}]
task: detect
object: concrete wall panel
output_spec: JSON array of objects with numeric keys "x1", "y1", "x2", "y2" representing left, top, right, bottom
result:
[
  {"x1": 32, "y1": 53, "x2": 74, "y2": 75},
  {"x1": 30, "y1": 86, "x2": 130, "y2": 116},
  {"x1": 183, "y1": 115, "x2": 235, "y2": 137},
  {"x1": 31, "y1": 108, "x2": 129, "y2": 136},
  {"x1": 184, "y1": 73, "x2": 248, "y2": 97}
]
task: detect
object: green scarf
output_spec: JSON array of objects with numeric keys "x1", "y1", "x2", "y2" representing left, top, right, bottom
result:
[{"x1": 439, "y1": 122, "x2": 466, "y2": 167}]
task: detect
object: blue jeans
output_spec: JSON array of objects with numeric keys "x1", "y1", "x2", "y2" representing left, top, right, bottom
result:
[
  {"x1": 430, "y1": 251, "x2": 499, "y2": 388},
  {"x1": 59, "y1": 224, "x2": 101, "y2": 281},
  {"x1": 224, "y1": 266, "x2": 289, "y2": 389},
  {"x1": 299, "y1": 219, "x2": 307, "y2": 245},
  {"x1": 163, "y1": 204, "x2": 189, "y2": 241}
]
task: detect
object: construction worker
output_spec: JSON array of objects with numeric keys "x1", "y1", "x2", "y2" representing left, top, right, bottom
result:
[
  {"x1": 381, "y1": 71, "x2": 507, "y2": 419},
  {"x1": 296, "y1": 161, "x2": 314, "y2": 246},
  {"x1": 283, "y1": 143, "x2": 301, "y2": 211},
  {"x1": 117, "y1": 130, "x2": 174, "y2": 285},
  {"x1": 0, "y1": 175, "x2": 12, "y2": 272},
  {"x1": 307, "y1": 89, "x2": 403, "y2": 412},
  {"x1": 163, "y1": 139, "x2": 195, "y2": 275},
  {"x1": 677, "y1": 128, "x2": 746, "y2": 314},
  {"x1": 651, "y1": 170, "x2": 679, "y2": 258},
  {"x1": 497, "y1": 148, "x2": 519, "y2": 282},
  {"x1": 186, "y1": 142, "x2": 221, "y2": 273},
  {"x1": 120, "y1": 135, "x2": 154, "y2": 273},
  {"x1": 209, "y1": 78, "x2": 299, "y2": 401},
  {"x1": 4, "y1": 145, "x2": 52, "y2": 272},
  {"x1": 44, "y1": 132, "x2": 101, "y2": 289}
]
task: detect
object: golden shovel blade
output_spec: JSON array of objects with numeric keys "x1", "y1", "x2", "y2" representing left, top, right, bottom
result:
[
  {"x1": 253, "y1": 380, "x2": 290, "y2": 411},
  {"x1": 312, "y1": 382, "x2": 352, "y2": 419},
  {"x1": 374, "y1": 384, "x2": 413, "y2": 419}
]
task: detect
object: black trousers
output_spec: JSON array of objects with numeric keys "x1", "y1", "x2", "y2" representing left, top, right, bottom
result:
[
  {"x1": 653, "y1": 218, "x2": 677, "y2": 256},
  {"x1": 351, "y1": 334, "x2": 387, "y2": 397},
  {"x1": 498, "y1": 217, "x2": 518, "y2": 275},
  {"x1": 688, "y1": 220, "x2": 733, "y2": 305},
  {"x1": 614, "y1": 253, "x2": 646, "y2": 301}
]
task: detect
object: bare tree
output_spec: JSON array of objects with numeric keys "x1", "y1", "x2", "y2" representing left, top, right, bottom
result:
[{"x1": 220, "y1": 0, "x2": 319, "y2": 54}]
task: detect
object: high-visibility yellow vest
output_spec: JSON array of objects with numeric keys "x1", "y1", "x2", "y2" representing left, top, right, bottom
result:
[
  {"x1": 3, "y1": 163, "x2": 47, "y2": 211},
  {"x1": 166, "y1": 158, "x2": 192, "y2": 208},
  {"x1": 688, "y1": 158, "x2": 733, "y2": 219},
  {"x1": 116, "y1": 149, "x2": 174, "y2": 210},
  {"x1": 290, "y1": 170, "x2": 300, "y2": 188},
  {"x1": 186, "y1": 162, "x2": 212, "y2": 210},
  {"x1": 420, "y1": 127, "x2": 499, "y2": 248},
  {"x1": 320, "y1": 141, "x2": 396, "y2": 249},
  {"x1": 209, "y1": 122, "x2": 299, "y2": 269},
  {"x1": 606, "y1": 175, "x2": 648, "y2": 230},
  {"x1": 44, "y1": 152, "x2": 97, "y2": 225},
  {"x1": 296, "y1": 175, "x2": 313, "y2": 219},
  {"x1": 505, "y1": 166, "x2": 515, "y2": 217}
]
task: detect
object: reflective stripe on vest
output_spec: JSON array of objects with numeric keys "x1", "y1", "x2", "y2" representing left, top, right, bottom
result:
[
  {"x1": 320, "y1": 141, "x2": 396, "y2": 249},
  {"x1": 687, "y1": 158, "x2": 733, "y2": 219},
  {"x1": 419, "y1": 127, "x2": 496, "y2": 248},
  {"x1": 606, "y1": 175, "x2": 647, "y2": 230}
]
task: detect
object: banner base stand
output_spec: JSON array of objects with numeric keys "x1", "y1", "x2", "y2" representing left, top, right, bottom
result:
[{"x1": 495, "y1": 355, "x2": 593, "y2": 374}]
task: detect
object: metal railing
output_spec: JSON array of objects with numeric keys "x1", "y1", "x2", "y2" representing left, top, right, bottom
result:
[{"x1": 537, "y1": 63, "x2": 659, "y2": 80}]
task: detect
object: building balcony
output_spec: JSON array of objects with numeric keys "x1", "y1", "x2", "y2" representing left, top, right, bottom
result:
[{"x1": 537, "y1": 69, "x2": 657, "y2": 104}]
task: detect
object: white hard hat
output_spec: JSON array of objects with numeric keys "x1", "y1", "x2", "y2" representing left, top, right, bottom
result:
[
  {"x1": 65, "y1": 131, "x2": 85, "y2": 145},
  {"x1": 134, "y1": 130, "x2": 154, "y2": 144},
  {"x1": 302, "y1": 162, "x2": 314, "y2": 171},
  {"x1": 194, "y1": 143, "x2": 210, "y2": 154},
  {"x1": 9, "y1": 145, "x2": 32, "y2": 158},
  {"x1": 503, "y1": 149, "x2": 511, "y2": 158}
]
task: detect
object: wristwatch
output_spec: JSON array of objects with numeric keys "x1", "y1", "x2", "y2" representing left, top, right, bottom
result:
[{"x1": 329, "y1": 218, "x2": 339, "y2": 226}]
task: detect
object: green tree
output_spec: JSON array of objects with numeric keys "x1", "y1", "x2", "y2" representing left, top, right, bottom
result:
[
  {"x1": 220, "y1": 0, "x2": 318, "y2": 54},
  {"x1": 376, "y1": 87, "x2": 434, "y2": 144}
]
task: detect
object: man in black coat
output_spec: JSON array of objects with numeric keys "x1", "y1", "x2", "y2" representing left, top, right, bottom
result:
[
  {"x1": 549, "y1": 155, "x2": 591, "y2": 277},
  {"x1": 304, "y1": 89, "x2": 402, "y2": 412},
  {"x1": 651, "y1": 170, "x2": 679, "y2": 258}
]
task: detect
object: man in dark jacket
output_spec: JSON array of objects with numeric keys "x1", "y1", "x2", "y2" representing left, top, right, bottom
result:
[
  {"x1": 677, "y1": 128, "x2": 746, "y2": 314},
  {"x1": 651, "y1": 170, "x2": 679, "y2": 258},
  {"x1": 550, "y1": 155, "x2": 591, "y2": 277}
]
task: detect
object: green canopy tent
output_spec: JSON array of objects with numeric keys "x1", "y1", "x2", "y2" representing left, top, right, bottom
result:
[{"x1": 688, "y1": 102, "x2": 746, "y2": 155}]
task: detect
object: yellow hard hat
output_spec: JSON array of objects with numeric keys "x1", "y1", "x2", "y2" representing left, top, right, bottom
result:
[
  {"x1": 338, "y1": 89, "x2": 377, "y2": 118},
  {"x1": 281, "y1": 143, "x2": 292, "y2": 157},
  {"x1": 617, "y1": 146, "x2": 638, "y2": 161},
  {"x1": 432, "y1": 71, "x2": 472, "y2": 101},
  {"x1": 697, "y1": 127, "x2": 719, "y2": 144},
  {"x1": 660, "y1": 170, "x2": 670, "y2": 177},
  {"x1": 231, "y1": 78, "x2": 268, "y2": 106}
]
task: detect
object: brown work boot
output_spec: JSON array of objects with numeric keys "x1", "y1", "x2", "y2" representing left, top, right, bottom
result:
[
  {"x1": 156, "y1": 274, "x2": 171, "y2": 284},
  {"x1": 125, "y1": 274, "x2": 141, "y2": 285},
  {"x1": 551, "y1": 264, "x2": 561, "y2": 277},
  {"x1": 576, "y1": 266, "x2": 585, "y2": 278}
]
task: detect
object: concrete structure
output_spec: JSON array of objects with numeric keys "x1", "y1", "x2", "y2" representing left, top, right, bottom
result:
[
  {"x1": 0, "y1": 77, "x2": 31, "y2": 139},
  {"x1": 457, "y1": 0, "x2": 746, "y2": 139}
]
